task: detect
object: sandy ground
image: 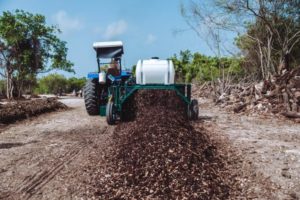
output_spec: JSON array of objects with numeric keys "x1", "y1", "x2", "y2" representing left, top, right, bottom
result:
[
  {"x1": 0, "y1": 98, "x2": 112, "y2": 199},
  {"x1": 199, "y1": 98, "x2": 300, "y2": 199},
  {"x1": 0, "y1": 97, "x2": 299, "y2": 199}
]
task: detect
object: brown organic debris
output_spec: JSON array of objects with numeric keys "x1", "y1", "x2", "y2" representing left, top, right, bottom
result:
[
  {"x1": 0, "y1": 98, "x2": 67, "y2": 124},
  {"x1": 195, "y1": 67, "x2": 300, "y2": 119},
  {"x1": 91, "y1": 90, "x2": 241, "y2": 199}
]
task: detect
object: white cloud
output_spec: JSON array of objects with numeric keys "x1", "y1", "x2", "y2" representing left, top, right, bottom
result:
[
  {"x1": 103, "y1": 20, "x2": 128, "y2": 39},
  {"x1": 146, "y1": 34, "x2": 157, "y2": 44},
  {"x1": 53, "y1": 10, "x2": 82, "y2": 34},
  {"x1": 93, "y1": 27, "x2": 103, "y2": 35}
]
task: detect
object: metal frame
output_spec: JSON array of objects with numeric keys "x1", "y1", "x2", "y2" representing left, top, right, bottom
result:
[{"x1": 108, "y1": 84, "x2": 192, "y2": 113}]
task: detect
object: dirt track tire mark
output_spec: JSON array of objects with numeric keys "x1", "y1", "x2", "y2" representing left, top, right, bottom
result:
[
  {"x1": 14, "y1": 127, "x2": 109, "y2": 200},
  {"x1": 17, "y1": 144, "x2": 82, "y2": 199}
]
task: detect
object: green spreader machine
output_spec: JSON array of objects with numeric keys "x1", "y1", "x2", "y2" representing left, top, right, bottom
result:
[{"x1": 84, "y1": 41, "x2": 199, "y2": 125}]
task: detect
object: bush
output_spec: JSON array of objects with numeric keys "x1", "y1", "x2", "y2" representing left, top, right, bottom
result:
[
  {"x1": 35, "y1": 74, "x2": 67, "y2": 95},
  {"x1": 66, "y1": 77, "x2": 86, "y2": 93},
  {"x1": 170, "y1": 50, "x2": 244, "y2": 83},
  {"x1": 35, "y1": 74, "x2": 86, "y2": 95}
]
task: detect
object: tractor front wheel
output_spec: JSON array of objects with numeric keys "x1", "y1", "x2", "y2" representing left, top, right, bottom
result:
[
  {"x1": 106, "y1": 101, "x2": 116, "y2": 125},
  {"x1": 83, "y1": 79, "x2": 99, "y2": 115},
  {"x1": 191, "y1": 99, "x2": 199, "y2": 120},
  {"x1": 188, "y1": 99, "x2": 199, "y2": 120}
]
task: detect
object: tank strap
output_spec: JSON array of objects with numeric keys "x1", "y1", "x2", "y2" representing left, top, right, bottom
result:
[
  {"x1": 167, "y1": 60, "x2": 170, "y2": 83},
  {"x1": 141, "y1": 60, "x2": 144, "y2": 84}
]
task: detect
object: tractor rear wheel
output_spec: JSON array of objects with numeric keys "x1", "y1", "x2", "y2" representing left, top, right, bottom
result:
[
  {"x1": 106, "y1": 101, "x2": 116, "y2": 125},
  {"x1": 83, "y1": 79, "x2": 99, "y2": 115}
]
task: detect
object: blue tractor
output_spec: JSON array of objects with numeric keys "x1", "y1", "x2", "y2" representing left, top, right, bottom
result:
[
  {"x1": 84, "y1": 41, "x2": 131, "y2": 117},
  {"x1": 84, "y1": 41, "x2": 199, "y2": 125}
]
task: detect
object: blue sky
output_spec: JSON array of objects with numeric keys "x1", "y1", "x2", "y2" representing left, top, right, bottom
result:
[{"x1": 0, "y1": 0, "x2": 233, "y2": 78}]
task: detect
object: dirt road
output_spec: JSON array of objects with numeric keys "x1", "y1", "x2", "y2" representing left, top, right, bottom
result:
[
  {"x1": 0, "y1": 97, "x2": 299, "y2": 199},
  {"x1": 199, "y1": 98, "x2": 300, "y2": 199},
  {"x1": 0, "y1": 98, "x2": 112, "y2": 199}
]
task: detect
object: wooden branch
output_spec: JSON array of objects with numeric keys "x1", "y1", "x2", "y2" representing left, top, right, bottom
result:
[
  {"x1": 282, "y1": 92, "x2": 290, "y2": 111},
  {"x1": 234, "y1": 103, "x2": 247, "y2": 113},
  {"x1": 288, "y1": 37, "x2": 300, "y2": 53},
  {"x1": 287, "y1": 30, "x2": 300, "y2": 44},
  {"x1": 282, "y1": 112, "x2": 300, "y2": 118},
  {"x1": 245, "y1": 0, "x2": 280, "y2": 41}
]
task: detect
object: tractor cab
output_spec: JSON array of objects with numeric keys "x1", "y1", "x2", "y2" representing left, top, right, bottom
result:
[{"x1": 88, "y1": 41, "x2": 131, "y2": 83}]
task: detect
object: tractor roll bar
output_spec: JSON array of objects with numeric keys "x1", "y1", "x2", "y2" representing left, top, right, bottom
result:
[{"x1": 93, "y1": 41, "x2": 124, "y2": 73}]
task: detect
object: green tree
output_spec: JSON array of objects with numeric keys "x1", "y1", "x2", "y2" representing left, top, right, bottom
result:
[
  {"x1": 131, "y1": 65, "x2": 136, "y2": 76},
  {"x1": 170, "y1": 50, "x2": 192, "y2": 82},
  {"x1": 0, "y1": 10, "x2": 74, "y2": 99},
  {"x1": 66, "y1": 77, "x2": 86, "y2": 93},
  {"x1": 35, "y1": 74, "x2": 86, "y2": 95},
  {"x1": 36, "y1": 74, "x2": 67, "y2": 95},
  {"x1": 170, "y1": 51, "x2": 243, "y2": 83},
  {"x1": 181, "y1": 0, "x2": 300, "y2": 79}
]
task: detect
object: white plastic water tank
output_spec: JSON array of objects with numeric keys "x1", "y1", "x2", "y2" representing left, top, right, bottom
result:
[{"x1": 136, "y1": 58, "x2": 175, "y2": 84}]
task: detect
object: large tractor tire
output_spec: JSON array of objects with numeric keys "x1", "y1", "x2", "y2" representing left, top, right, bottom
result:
[
  {"x1": 84, "y1": 79, "x2": 99, "y2": 115},
  {"x1": 106, "y1": 101, "x2": 116, "y2": 125}
]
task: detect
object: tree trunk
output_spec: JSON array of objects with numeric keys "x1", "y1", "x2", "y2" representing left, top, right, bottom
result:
[
  {"x1": 266, "y1": 36, "x2": 273, "y2": 75},
  {"x1": 278, "y1": 51, "x2": 290, "y2": 75},
  {"x1": 257, "y1": 42, "x2": 265, "y2": 79},
  {"x1": 6, "y1": 68, "x2": 13, "y2": 100},
  {"x1": 284, "y1": 52, "x2": 290, "y2": 72},
  {"x1": 17, "y1": 77, "x2": 24, "y2": 98}
]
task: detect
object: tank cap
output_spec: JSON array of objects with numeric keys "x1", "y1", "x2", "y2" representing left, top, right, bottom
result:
[{"x1": 151, "y1": 57, "x2": 159, "y2": 59}]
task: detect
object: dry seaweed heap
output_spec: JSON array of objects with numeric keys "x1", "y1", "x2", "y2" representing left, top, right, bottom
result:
[
  {"x1": 0, "y1": 98, "x2": 67, "y2": 124},
  {"x1": 94, "y1": 90, "x2": 238, "y2": 199}
]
